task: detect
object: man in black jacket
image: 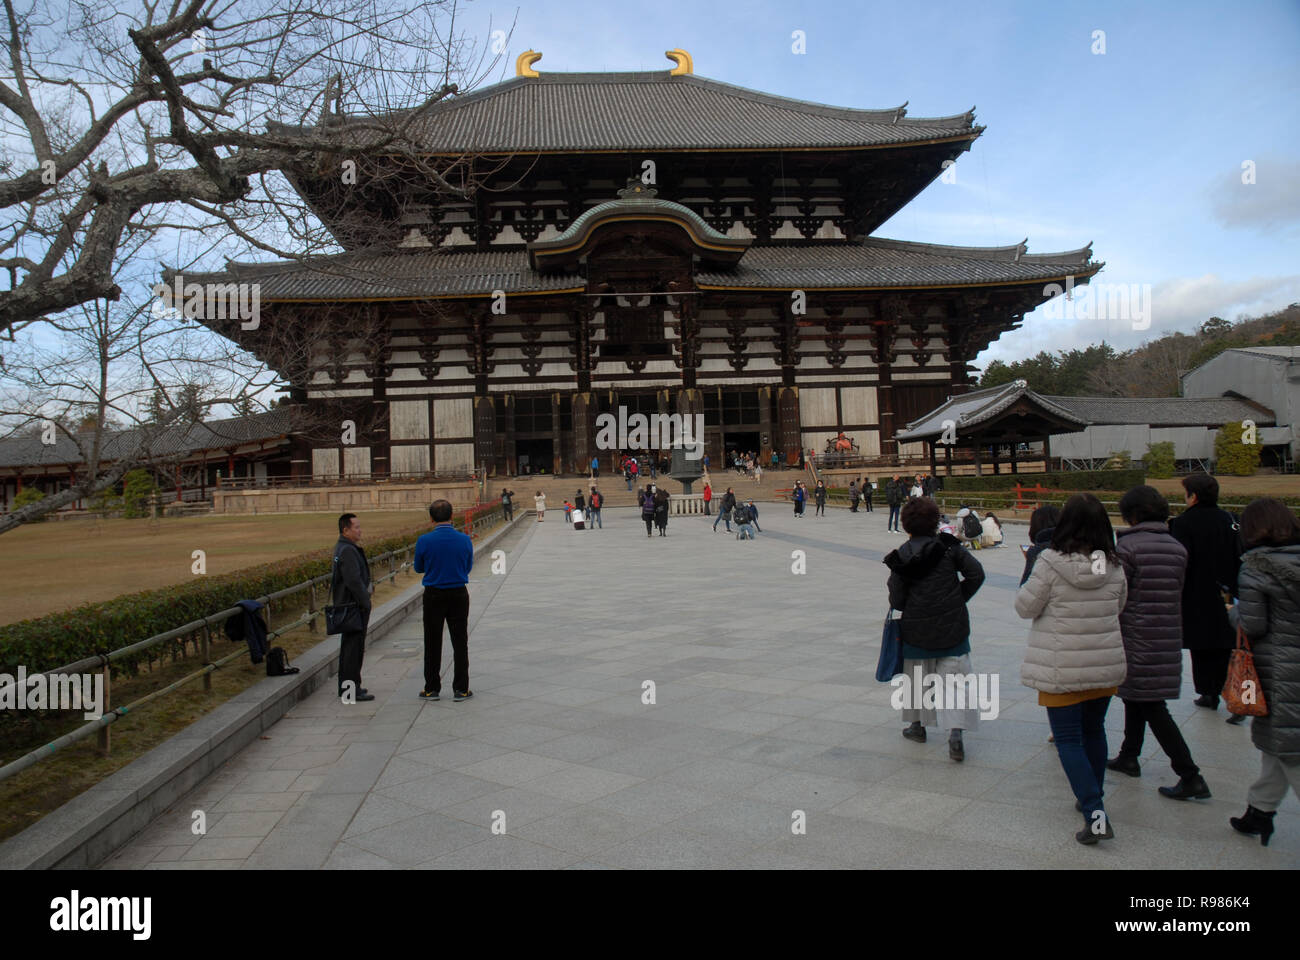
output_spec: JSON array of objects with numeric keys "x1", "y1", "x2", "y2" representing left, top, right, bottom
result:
[
  {"x1": 713, "y1": 487, "x2": 736, "y2": 532},
  {"x1": 333, "y1": 513, "x2": 375, "y2": 702},
  {"x1": 1169, "y1": 473, "x2": 1242, "y2": 710}
]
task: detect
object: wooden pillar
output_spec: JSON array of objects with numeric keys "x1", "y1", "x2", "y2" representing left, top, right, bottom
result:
[
  {"x1": 550, "y1": 392, "x2": 562, "y2": 475},
  {"x1": 1010, "y1": 438, "x2": 1019, "y2": 474},
  {"x1": 572, "y1": 392, "x2": 594, "y2": 472},
  {"x1": 972, "y1": 443, "x2": 982, "y2": 477},
  {"x1": 929, "y1": 440, "x2": 938, "y2": 476},
  {"x1": 875, "y1": 323, "x2": 896, "y2": 455},
  {"x1": 991, "y1": 442, "x2": 1000, "y2": 475},
  {"x1": 1043, "y1": 434, "x2": 1052, "y2": 471},
  {"x1": 945, "y1": 443, "x2": 953, "y2": 476},
  {"x1": 503, "y1": 393, "x2": 516, "y2": 476},
  {"x1": 474, "y1": 395, "x2": 496, "y2": 478},
  {"x1": 777, "y1": 386, "x2": 801, "y2": 465}
]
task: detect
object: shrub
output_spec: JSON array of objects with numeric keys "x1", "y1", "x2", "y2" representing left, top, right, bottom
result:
[
  {"x1": 11, "y1": 487, "x2": 46, "y2": 519},
  {"x1": 1214, "y1": 425, "x2": 1261, "y2": 477},
  {"x1": 1144, "y1": 441, "x2": 1176, "y2": 479},
  {"x1": 942, "y1": 469, "x2": 1145, "y2": 492},
  {"x1": 121, "y1": 468, "x2": 157, "y2": 518},
  {"x1": 1104, "y1": 450, "x2": 1132, "y2": 470}
]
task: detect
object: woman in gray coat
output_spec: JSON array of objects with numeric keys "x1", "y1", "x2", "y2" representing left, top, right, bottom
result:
[
  {"x1": 1228, "y1": 498, "x2": 1300, "y2": 847},
  {"x1": 1106, "y1": 486, "x2": 1210, "y2": 801},
  {"x1": 1016, "y1": 494, "x2": 1128, "y2": 845}
]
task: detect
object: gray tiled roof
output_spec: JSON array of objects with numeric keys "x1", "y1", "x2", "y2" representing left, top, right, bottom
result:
[
  {"x1": 898, "y1": 380, "x2": 1089, "y2": 440},
  {"x1": 296, "y1": 72, "x2": 980, "y2": 153},
  {"x1": 695, "y1": 238, "x2": 1097, "y2": 288},
  {"x1": 0, "y1": 408, "x2": 293, "y2": 470},
  {"x1": 187, "y1": 237, "x2": 1096, "y2": 302},
  {"x1": 1044, "y1": 395, "x2": 1275, "y2": 427},
  {"x1": 177, "y1": 250, "x2": 583, "y2": 301}
]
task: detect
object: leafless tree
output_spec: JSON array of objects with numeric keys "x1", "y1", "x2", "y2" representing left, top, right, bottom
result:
[
  {"x1": 0, "y1": 0, "x2": 510, "y2": 337},
  {"x1": 0, "y1": 0, "x2": 512, "y2": 529}
]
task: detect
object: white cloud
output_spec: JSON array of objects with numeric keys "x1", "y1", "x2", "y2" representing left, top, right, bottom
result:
[{"x1": 1209, "y1": 155, "x2": 1300, "y2": 232}]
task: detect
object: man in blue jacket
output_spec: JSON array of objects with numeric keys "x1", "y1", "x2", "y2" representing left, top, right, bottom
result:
[{"x1": 413, "y1": 500, "x2": 476, "y2": 702}]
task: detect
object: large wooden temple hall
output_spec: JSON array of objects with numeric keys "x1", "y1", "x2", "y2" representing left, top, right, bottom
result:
[{"x1": 190, "y1": 50, "x2": 1101, "y2": 481}]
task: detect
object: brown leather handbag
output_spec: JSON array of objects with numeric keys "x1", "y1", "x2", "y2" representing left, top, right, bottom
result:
[{"x1": 1223, "y1": 625, "x2": 1268, "y2": 717}]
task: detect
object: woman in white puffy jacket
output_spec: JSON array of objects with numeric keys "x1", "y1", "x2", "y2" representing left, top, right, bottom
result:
[
  {"x1": 1015, "y1": 494, "x2": 1128, "y2": 846},
  {"x1": 979, "y1": 512, "x2": 1003, "y2": 548}
]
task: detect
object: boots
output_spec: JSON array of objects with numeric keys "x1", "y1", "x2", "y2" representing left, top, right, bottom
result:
[
  {"x1": 1194, "y1": 694, "x2": 1219, "y2": 709},
  {"x1": 948, "y1": 729, "x2": 964, "y2": 762},
  {"x1": 1158, "y1": 775, "x2": 1212, "y2": 801},
  {"x1": 902, "y1": 721, "x2": 926, "y2": 743},
  {"x1": 1229, "y1": 805, "x2": 1276, "y2": 847},
  {"x1": 1106, "y1": 755, "x2": 1141, "y2": 778}
]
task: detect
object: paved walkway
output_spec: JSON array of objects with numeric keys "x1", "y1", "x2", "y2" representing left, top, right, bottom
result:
[{"x1": 102, "y1": 506, "x2": 1298, "y2": 869}]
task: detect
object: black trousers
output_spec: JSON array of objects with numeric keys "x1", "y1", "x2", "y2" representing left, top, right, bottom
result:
[
  {"x1": 423, "y1": 585, "x2": 470, "y2": 695},
  {"x1": 815, "y1": 502, "x2": 825, "y2": 516},
  {"x1": 864, "y1": 498, "x2": 873, "y2": 512},
  {"x1": 503, "y1": 503, "x2": 513, "y2": 520},
  {"x1": 1117, "y1": 698, "x2": 1200, "y2": 777},
  {"x1": 338, "y1": 623, "x2": 367, "y2": 696},
  {"x1": 1191, "y1": 648, "x2": 1231, "y2": 698}
]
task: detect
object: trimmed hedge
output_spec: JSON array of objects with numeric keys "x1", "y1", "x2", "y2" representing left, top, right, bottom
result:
[
  {"x1": 0, "y1": 507, "x2": 497, "y2": 678},
  {"x1": 941, "y1": 470, "x2": 1146, "y2": 492}
]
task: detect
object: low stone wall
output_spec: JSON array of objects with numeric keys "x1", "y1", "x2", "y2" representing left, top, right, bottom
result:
[{"x1": 212, "y1": 480, "x2": 478, "y2": 515}]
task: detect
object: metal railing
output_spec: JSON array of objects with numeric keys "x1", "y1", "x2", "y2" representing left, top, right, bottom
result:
[{"x1": 0, "y1": 505, "x2": 504, "y2": 784}]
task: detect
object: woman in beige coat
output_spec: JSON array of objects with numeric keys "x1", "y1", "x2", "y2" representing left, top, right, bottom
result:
[
  {"x1": 534, "y1": 491, "x2": 545, "y2": 522},
  {"x1": 1015, "y1": 494, "x2": 1128, "y2": 845}
]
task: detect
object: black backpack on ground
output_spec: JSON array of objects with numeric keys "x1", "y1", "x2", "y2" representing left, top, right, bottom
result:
[
  {"x1": 962, "y1": 512, "x2": 982, "y2": 540},
  {"x1": 266, "y1": 646, "x2": 299, "y2": 677}
]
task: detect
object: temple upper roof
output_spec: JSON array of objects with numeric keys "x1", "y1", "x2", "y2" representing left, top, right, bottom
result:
[{"x1": 294, "y1": 70, "x2": 982, "y2": 154}]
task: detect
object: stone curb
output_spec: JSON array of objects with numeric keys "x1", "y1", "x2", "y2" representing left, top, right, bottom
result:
[{"x1": 0, "y1": 515, "x2": 527, "y2": 870}]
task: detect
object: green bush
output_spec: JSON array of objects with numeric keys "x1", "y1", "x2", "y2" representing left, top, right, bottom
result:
[
  {"x1": 11, "y1": 487, "x2": 46, "y2": 519},
  {"x1": 0, "y1": 506, "x2": 500, "y2": 678},
  {"x1": 89, "y1": 489, "x2": 123, "y2": 517},
  {"x1": 121, "y1": 468, "x2": 157, "y2": 518},
  {"x1": 1104, "y1": 450, "x2": 1132, "y2": 469},
  {"x1": 1144, "y1": 441, "x2": 1176, "y2": 479},
  {"x1": 1214, "y1": 426, "x2": 1261, "y2": 477},
  {"x1": 941, "y1": 469, "x2": 1146, "y2": 493}
]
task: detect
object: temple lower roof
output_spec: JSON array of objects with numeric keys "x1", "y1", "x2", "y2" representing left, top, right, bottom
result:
[{"x1": 179, "y1": 238, "x2": 1099, "y2": 302}]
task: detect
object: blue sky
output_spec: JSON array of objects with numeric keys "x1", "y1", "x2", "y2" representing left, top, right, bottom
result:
[{"x1": 458, "y1": 0, "x2": 1300, "y2": 372}]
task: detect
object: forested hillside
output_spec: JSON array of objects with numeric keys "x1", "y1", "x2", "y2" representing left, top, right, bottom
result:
[{"x1": 978, "y1": 304, "x2": 1300, "y2": 396}]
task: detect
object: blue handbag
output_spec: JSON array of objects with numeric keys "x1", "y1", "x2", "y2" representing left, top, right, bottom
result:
[{"x1": 876, "y1": 608, "x2": 903, "y2": 682}]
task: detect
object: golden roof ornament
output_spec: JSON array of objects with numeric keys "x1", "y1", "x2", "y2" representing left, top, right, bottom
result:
[
  {"x1": 516, "y1": 50, "x2": 542, "y2": 77},
  {"x1": 665, "y1": 49, "x2": 693, "y2": 75}
]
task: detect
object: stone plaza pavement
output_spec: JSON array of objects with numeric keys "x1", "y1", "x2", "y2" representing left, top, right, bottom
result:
[{"x1": 102, "y1": 504, "x2": 1299, "y2": 869}]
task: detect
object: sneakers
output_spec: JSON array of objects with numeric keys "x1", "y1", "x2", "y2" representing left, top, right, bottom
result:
[
  {"x1": 902, "y1": 721, "x2": 926, "y2": 743},
  {"x1": 454, "y1": 690, "x2": 474, "y2": 702},
  {"x1": 948, "y1": 732, "x2": 964, "y2": 762},
  {"x1": 1158, "y1": 775, "x2": 1211, "y2": 801},
  {"x1": 1226, "y1": 713, "x2": 1247, "y2": 725},
  {"x1": 418, "y1": 689, "x2": 440, "y2": 701},
  {"x1": 1194, "y1": 694, "x2": 1219, "y2": 709}
]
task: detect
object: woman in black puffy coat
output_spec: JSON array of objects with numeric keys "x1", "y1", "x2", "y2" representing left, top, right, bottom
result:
[
  {"x1": 1228, "y1": 498, "x2": 1300, "y2": 847},
  {"x1": 884, "y1": 497, "x2": 986, "y2": 761},
  {"x1": 1106, "y1": 487, "x2": 1209, "y2": 801}
]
